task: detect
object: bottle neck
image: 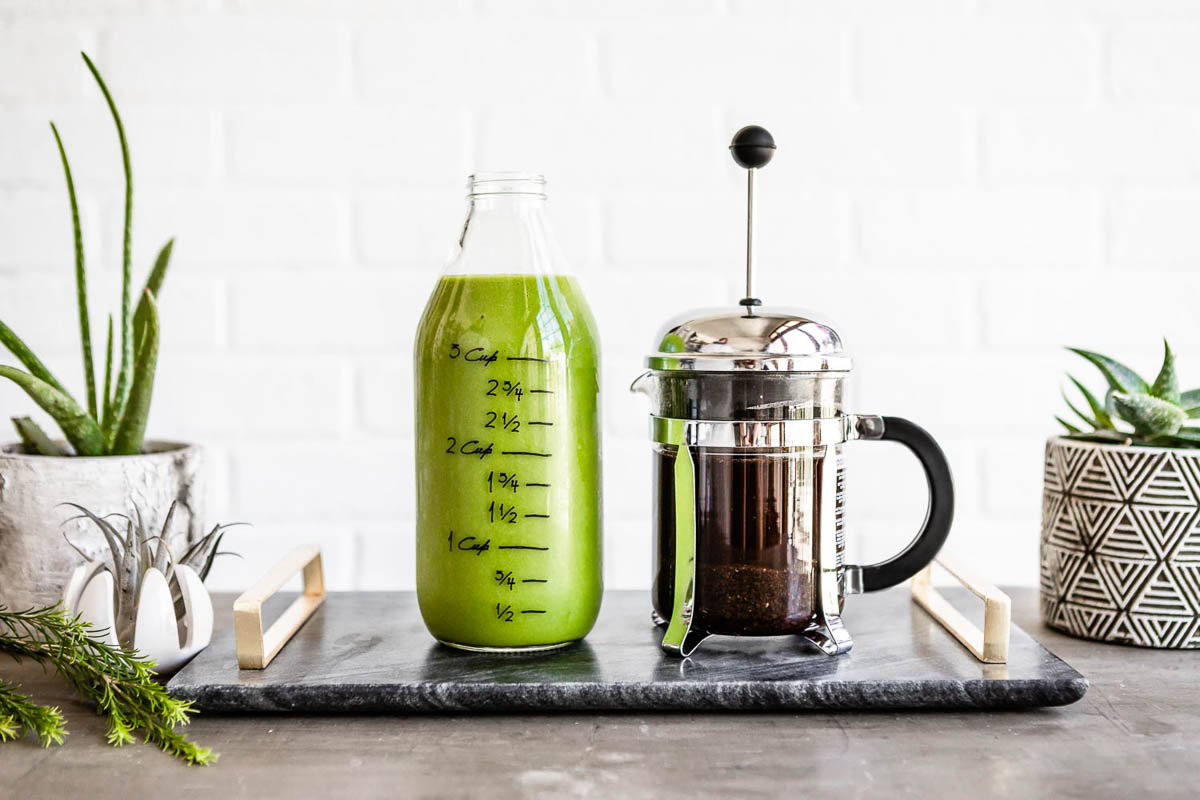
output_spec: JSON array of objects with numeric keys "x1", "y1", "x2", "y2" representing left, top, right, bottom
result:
[{"x1": 448, "y1": 174, "x2": 568, "y2": 277}]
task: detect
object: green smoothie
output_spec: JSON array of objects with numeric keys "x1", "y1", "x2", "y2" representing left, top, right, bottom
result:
[{"x1": 414, "y1": 274, "x2": 603, "y2": 649}]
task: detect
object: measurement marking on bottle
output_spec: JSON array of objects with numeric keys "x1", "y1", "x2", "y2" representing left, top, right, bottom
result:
[
  {"x1": 521, "y1": 610, "x2": 547, "y2": 615},
  {"x1": 497, "y1": 545, "x2": 550, "y2": 551},
  {"x1": 501, "y1": 450, "x2": 552, "y2": 457},
  {"x1": 524, "y1": 513, "x2": 550, "y2": 519},
  {"x1": 522, "y1": 579, "x2": 548, "y2": 584},
  {"x1": 528, "y1": 421, "x2": 553, "y2": 426},
  {"x1": 527, "y1": 482, "x2": 550, "y2": 488},
  {"x1": 506, "y1": 356, "x2": 550, "y2": 363},
  {"x1": 529, "y1": 389, "x2": 554, "y2": 394}
]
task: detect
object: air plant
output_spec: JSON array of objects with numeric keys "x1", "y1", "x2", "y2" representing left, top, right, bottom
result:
[
  {"x1": 62, "y1": 502, "x2": 241, "y2": 648},
  {"x1": 1, "y1": 52, "x2": 173, "y2": 456},
  {"x1": 1058, "y1": 341, "x2": 1200, "y2": 449}
]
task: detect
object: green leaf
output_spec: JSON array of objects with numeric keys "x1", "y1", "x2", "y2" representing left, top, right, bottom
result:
[
  {"x1": 1062, "y1": 390, "x2": 1099, "y2": 429},
  {"x1": 0, "y1": 319, "x2": 72, "y2": 397},
  {"x1": 81, "y1": 52, "x2": 135, "y2": 435},
  {"x1": 110, "y1": 291, "x2": 158, "y2": 456},
  {"x1": 1067, "y1": 347, "x2": 1150, "y2": 395},
  {"x1": 0, "y1": 367, "x2": 105, "y2": 456},
  {"x1": 50, "y1": 122, "x2": 97, "y2": 422},
  {"x1": 1056, "y1": 416, "x2": 1082, "y2": 434},
  {"x1": 133, "y1": 239, "x2": 172, "y2": 346},
  {"x1": 1181, "y1": 388, "x2": 1200, "y2": 408},
  {"x1": 0, "y1": 680, "x2": 67, "y2": 747},
  {"x1": 1150, "y1": 339, "x2": 1181, "y2": 404},
  {"x1": 1112, "y1": 391, "x2": 1188, "y2": 436},
  {"x1": 1062, "y1": 429, "x2": 1133, "y2": 444},
  {"x1": 1068, "y1": 375, "x2": 1114, "y2": 429},
  {"x1": 11, "y1": 417, "x2": 68, "y2": 456},
  {"x1": 1151, "y1": 427, "x2": 1200, "y2": 448},
  {"x1": 101, "y1": 315, "x2": 113, "y2": 433}
]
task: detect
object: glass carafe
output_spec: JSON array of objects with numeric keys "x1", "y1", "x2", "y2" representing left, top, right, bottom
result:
[{"x1": 414, "y1": 173, "x2": 603, "y2": 651}]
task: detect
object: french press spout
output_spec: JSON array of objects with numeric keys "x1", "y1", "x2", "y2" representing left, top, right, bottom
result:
[{"x1": 632, "y1": 126, "x2": 955, "y2": 658}]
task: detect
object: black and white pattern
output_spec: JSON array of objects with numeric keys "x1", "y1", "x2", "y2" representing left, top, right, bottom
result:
[{"x1": 1041, "y1": 438, "x2": 1200, "y2": 648}]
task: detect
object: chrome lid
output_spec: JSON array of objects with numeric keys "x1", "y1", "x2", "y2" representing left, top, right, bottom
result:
[{"x1": 647, "y1": 307, "x2": 851, "y2": 372}]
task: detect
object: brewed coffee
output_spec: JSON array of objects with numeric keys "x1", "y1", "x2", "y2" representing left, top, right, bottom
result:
[{"x1": 653, "y1": 445, "x2": 832, "y2": 635}]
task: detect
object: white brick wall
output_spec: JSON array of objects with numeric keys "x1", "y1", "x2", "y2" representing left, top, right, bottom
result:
[{"x1": 3, "y1": 0, "x2": 1200, "y2": 592}]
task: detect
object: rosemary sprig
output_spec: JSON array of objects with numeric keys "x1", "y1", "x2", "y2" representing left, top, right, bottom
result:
[
  {"x1": 0, "y1": 604, "x2": 215, "y2": 765},
  {"x1": 0, "y1": 680, "x2": 66, "y2": 747}
]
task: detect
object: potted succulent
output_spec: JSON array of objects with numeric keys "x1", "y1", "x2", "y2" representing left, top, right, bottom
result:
[
  {"x1": 1042, "y1": 342, "x2": 1200, "y2": 648},
  {"x1": 0, "y1": 53, "x2": 204, "y2": 610}
]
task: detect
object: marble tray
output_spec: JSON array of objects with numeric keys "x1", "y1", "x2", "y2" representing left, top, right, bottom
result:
[{"x1": 167, "y1": 590, "x2": 1088, "y2": 712}]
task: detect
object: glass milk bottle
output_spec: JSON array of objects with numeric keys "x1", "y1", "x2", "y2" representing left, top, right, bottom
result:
[{"x1": 414, "y1": 173, "x2": 603, "y2": 651}]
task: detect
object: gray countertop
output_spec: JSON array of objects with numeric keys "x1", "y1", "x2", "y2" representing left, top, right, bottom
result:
[{"x1": 2, "y1": 588, "x2": 1196, "y2": 799}]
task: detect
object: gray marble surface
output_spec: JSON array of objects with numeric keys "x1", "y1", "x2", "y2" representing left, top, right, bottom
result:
[
  {"x1": 10, "y1": 589, "x2": 1198, "y2": 799},
  {"x1": 167, "y1": 589, "x2": 1086, "y2": 712}
]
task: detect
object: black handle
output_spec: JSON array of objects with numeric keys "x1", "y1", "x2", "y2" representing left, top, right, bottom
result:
[{"x1": 859, "y1": 416, "x2": 955, "y2": 592}]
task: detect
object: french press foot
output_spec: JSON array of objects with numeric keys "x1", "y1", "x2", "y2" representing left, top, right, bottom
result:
[{"x1": 799, "y1": 612, "x2": 854, "y2": 656}]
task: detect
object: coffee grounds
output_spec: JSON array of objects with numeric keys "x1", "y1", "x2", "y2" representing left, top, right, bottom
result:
[{"x1": 695, "y1": 563, "x2": 813, "y2": 635}]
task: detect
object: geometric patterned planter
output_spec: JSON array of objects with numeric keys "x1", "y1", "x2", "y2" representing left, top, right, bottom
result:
[{"x1": 1041, "y1": 437, "x2": 1200, "y2": 648}]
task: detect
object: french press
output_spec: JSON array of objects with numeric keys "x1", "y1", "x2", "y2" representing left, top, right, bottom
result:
[{"x1": 632, "y1": 126, "x2": 954, "y2": 658}]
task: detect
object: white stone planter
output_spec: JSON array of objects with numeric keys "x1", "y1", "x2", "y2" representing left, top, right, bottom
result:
[
  {"x1": 1041, "y1": 437, "x2": 1200, "y2": 648},
  {"x1": 0, "y1": 441, "x2": 205, "y2": 610}
]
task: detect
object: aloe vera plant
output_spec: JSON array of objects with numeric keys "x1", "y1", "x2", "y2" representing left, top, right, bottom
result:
[
  {"x1": 1, "y1": 53, "x2": 172, "y2": 456},
  {"x1": 1058, "y1": 341, "x2": 1200, "y2": 448}
]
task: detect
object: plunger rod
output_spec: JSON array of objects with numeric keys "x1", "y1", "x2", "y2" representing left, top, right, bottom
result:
[
  {"x1": 745, "y1": 167, "x2": 756, "y2": 304},
  {"x1": 729, "y1": 125, "x2": 774, "y2": 308}
]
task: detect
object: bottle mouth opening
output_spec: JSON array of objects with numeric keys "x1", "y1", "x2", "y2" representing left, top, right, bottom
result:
[{"x1": 467, "y1": 172, "x2": 547, "y2": 198}]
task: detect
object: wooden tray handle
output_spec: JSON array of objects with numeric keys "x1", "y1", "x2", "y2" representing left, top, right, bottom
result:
[
  {"x1": 911, "y1": 554, "x2": 1010, "y2": 664},
  {"x1": 233, "y1": 545, "x2": 326, "y2": 669}
]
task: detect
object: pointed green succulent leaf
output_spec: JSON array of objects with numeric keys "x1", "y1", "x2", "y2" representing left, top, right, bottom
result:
[
  {"x1": 110, "y1": 291, "x2": 158, "y2": 456},
  {"x1": 1067, "y1": 347, "x2": 1150, "y2": 395},
  {"x1": 1150, "y1": 339, "x2": 1181, "y2": 404},
  {"x1": 101, "y1": 315, "x2": 114, "y2": 434},
  {"x1": 1056, "y1": 415, "x2": 1083, "y2": 434},
  {"x1": 11, "y1": 417, "x2": 59, "y2": 455},
  {"x1": 1062, "y1": 390, "x2": 1099, "y2": 430},
  {"x1": 50, "y1": 122, "x2": 98, "y2": 421},
  {"x1": 11, "y1": 416, "x2": 68, "y2": 456},
  {"x1": 81, "y1": 52, "x2": 135, "y2": 435},
  {"x1": 133, "y1": 238, "x2": 172, "y2": 346},
  {"x1": 1068, "y1": 375, "x2": 1114, "y2": 429},
  {"x1": 0, "y1": 319, "x2": 72, "y2": 398},
  {"x1": 0, "y1": 366, "x2": 104, "y2": 455},
  {"x1": 1111, "y1": 391, "x2": 1188, "y2": 436},
  {"x1": 1063, "y1": 429, "x2": 1132, "y2": 444},
  {"x1": 1181, "y1": 388, "x2": 1200, "y2": 408}
]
